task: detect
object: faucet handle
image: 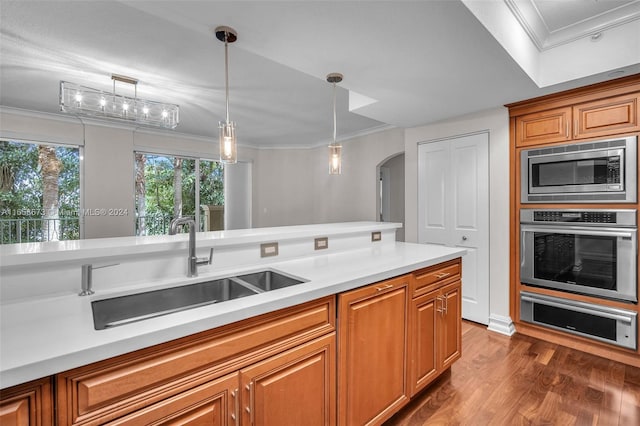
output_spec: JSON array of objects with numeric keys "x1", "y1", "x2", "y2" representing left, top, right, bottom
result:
[{"x1": 196, "y1": 248, "x2": 214, "y2": 266}]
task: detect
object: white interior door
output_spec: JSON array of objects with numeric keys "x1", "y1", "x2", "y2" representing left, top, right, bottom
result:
[
  {"x1": 418, "y1": 133, "x2": 489, "y2": 325},
  {"x1": 224, "y1": 161, "x2": 252, "y2": 230}
]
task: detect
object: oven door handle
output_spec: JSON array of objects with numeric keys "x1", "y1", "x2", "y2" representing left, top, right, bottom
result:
[{"x1": 520, "y1": 224, "x2": 636, "y2": 239}]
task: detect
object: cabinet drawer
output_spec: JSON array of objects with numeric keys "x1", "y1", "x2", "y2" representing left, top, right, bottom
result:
[
  {"x1": 412, "y1": 258, "x2": 461, "y2": 297},
  {"x1": 105, "y1": 373, "x2": 238, "y2": 426},
  {"x1": 573, "y1": 94, "x2": 640, "y2": 139},
  {"x1": 57, "y1": 296, "x2": 335, "y2": 425}
]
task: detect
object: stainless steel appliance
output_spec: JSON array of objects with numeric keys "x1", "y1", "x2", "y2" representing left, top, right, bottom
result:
[
  {"x1": 520, "y1": 291, "x2": 637, "y2": 350},
  {"x1": 520, "y1": 209, "x2": 637, "y2": 302},
  {"x1": 521, "y1": 136, "x2": 637, "y2": 203}
]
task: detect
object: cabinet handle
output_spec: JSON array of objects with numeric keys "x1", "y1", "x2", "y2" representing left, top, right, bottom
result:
[
  {"x1": 245, "y1": 382, "x2": 254, "y2": 425},
  {"x1": 435, "y1": 272, "x2": 450, "y2": 279},
  {"x1": 565, "y1": 120, "x2": 569, "y2": 138},
  {"x1": 574, "y1": 119, "x2": 578, "y2": 137},
  {"x1": 436, "y1": 296, "x2": 444, "y2": 314},
  {"x1": 231, "y1": 388, "x2": 239, "y2": 425},
  {"x1": 443, "y1": 294, "x2": 448, "y2": 314},
  {"x1": 375, "y1": 284, "x2": 393, "y2": 292}
]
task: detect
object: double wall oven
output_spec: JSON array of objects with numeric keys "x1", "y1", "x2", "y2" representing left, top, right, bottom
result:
[
  {"x1": 518, "y1": 135, "x2": 638, "y2": 350},
  {"x1": 519, "y1": 209, "x2": 638, "y2": 350}
]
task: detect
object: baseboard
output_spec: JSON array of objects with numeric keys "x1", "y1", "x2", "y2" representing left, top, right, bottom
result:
[{"x1": 487, "y1": 314, "x2": 516, "y2": 336}]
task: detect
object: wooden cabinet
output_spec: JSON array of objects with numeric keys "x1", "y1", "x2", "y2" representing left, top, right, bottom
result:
[
  {"x1": 515, "y1": 107, "x2": 572, "y2": 147},
  {"x1": 573, "y1": 93, "x2": 640, "y2": 139},
  {"x1": 337, "y1": 275, "x2": 409, "y2": 426},
  {"x1": 240, "y1": 333, "x2": 336, "y2": 426},
  {"x1": 104, "y1": 373, "x2": 238, "y2": 426},
  {"x1": 56, "y1": 296, "x2": 335, "y2": 425},
  {"x1": 0, "y1": 377, "x2": 53, "y2": 426},
  {"x1": 408, "y1": 261, "x2": 462, "y2": 397}
]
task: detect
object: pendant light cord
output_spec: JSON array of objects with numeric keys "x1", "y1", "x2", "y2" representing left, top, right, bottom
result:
[
  {"x1": 224, "y1": 35, "x2": 230, "y2": 124},
  {"x1": 332, "y1": 82, "x2": 337, "y2": 145}
]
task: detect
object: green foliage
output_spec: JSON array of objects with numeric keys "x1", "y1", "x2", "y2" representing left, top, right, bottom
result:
[
  {"x1": 0, "y1": 140, "x2": 80, "y2": 243},
  {"x1": 135, "y1": 154, "x2": 224, "y2": 235}
]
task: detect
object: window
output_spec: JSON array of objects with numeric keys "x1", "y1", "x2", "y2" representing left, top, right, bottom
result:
[
  {"x1": 134, "y1": 152, "x2": 224, "y2": 236},
  {"x1": 0, "y1": 140, "x2": 81, "y2": 244}
]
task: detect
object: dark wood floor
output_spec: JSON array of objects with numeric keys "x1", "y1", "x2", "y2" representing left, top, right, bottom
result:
[{"x1": 385, "y1": 321, "x2": 640, "y2": 426}]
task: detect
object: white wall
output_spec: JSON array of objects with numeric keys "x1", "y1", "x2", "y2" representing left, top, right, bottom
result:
[
  {"x1": 404, "y1": 107, "x2": 511, "y2": 320},
  {"x1": 251, "y1": 127, "x2": 406, "y2": 228}
]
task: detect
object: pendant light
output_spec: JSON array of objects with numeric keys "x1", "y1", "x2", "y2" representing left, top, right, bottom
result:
[
  {"x1": 216, "y1": 26, "x2": 238, "y2": 164},
  {"x1": 327, "y1": 73, "x2": 343, "y2": 175}
]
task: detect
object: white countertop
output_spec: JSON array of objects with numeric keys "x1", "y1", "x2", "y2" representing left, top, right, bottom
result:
[{"x1": 0, "y1": 241, "x2": 465, "y2": 388}]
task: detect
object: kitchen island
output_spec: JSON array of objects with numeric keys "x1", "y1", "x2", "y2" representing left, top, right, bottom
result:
[{"x1": 0, "y1": 222, "x2": 465, "y2": 425}]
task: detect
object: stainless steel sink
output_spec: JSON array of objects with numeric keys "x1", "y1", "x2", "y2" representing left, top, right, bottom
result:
[
  {"x1": 92, "y1": 270, "x2": 306, "y2": 330},
  {"x1": 234, "y1": 270, "x2": 306, "y2": 292}
]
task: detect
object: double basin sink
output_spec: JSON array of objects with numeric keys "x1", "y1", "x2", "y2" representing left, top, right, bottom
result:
[{"x1": 92, "y1": 270, "x2": 306, "y2": 330}]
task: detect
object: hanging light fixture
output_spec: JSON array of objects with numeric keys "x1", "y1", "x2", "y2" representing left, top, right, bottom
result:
[
  {"x1": 327, "y1": 73, "x2": 343, "y2": 175},
  {"x1": 59, "y1": 75, "x2": 179, "y2": 129},
  {"x1": 216, "y1": 26, "x2": 238, "y2": 164}
]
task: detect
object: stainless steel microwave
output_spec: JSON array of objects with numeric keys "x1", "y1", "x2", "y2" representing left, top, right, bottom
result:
[{"x1": 521, "y1": 136, "x2": 637, "y2": 203}]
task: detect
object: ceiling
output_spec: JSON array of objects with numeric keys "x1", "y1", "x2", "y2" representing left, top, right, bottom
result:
[{"x1": 1, "y1": 0, "x2": 639, "y2": 148}]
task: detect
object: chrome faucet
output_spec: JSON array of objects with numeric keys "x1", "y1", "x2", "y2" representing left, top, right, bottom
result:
[{"x1": 169, "y1": 217, "x2": 212, "y2": 277}]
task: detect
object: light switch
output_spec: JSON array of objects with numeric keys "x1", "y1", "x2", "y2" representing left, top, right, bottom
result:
[{"x1": 260, "y1": 242, "x2": 279, "y2": 257}]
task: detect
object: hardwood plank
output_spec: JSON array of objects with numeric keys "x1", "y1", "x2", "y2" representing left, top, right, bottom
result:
[{"x1": 385, "y1": 321, "x2": 640, "y2": 426}]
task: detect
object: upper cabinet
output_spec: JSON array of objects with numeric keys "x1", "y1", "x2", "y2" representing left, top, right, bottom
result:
[
  {"x1": 573, "y1": 93, "x2": 640, "y2": 139},
  {"x1": 511, "y1": 75, "x2": 640, "y2": 148},
  {"x1": 515, "y1": 107, "x2": 572, "y2": 147}
]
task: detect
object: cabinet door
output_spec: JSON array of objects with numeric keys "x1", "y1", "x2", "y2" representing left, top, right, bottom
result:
[
  {"x1": 515, "y1": 107, "x2": 572, "y2": 147},
  {"x1": 438, "y1": 281, "x2": 462, "y2": 371},
  {"x1": 240, "y1": 333, "x2": 336, "y2": 426},
  {"x1": 573, "y1": 94, "x2": 640, "y2": 139},
  {"x1": 105, "y1": 373, "x2": 239, "y2": 426},
  {"x1": 338, "y1": 276, "x2": 408, "y2": 426},
  {"x1": 0, "y1": 378, "x2": 53, "y2": 426},
  {"x1": 408, "y1": 289, "x2": 438, "y2": 397}
]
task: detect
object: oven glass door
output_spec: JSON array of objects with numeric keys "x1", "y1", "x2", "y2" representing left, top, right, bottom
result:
[{"x1": 521, "y1": 225, "x2": 637, "y2": 302}]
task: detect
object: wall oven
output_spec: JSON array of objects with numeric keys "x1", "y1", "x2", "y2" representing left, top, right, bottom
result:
[
  {"x1": 521, "y1": 136, "x2": 637, "y2": 203},
  {"x1": 520, "y1": 292, "x2": 637, "y2": 350},
  {"x1": 520, "y1": 209, "x2": 637, "y2": 302}
]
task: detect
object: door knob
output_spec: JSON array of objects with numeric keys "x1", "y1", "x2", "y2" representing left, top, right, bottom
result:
[{"x1": 462, "y1": 236, "x2": 468, "y2": 241}]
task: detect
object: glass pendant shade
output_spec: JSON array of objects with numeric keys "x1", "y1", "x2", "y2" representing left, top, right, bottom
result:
[
  {"x1": 329, "y1": 144, "x2": 342, "y2": 175},
  {"x1": 219, "y1": 121, "x2": 237, "y2": 163}
]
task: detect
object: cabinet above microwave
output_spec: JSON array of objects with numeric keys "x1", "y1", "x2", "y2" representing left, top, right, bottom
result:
[{"x1": 520, "y1": 136, "x2": 637, "y2": 203}]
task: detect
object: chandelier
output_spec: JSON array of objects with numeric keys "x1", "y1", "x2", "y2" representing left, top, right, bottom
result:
[{"x1": 59, "y1": 75, "x2": 179, "y2": 129}]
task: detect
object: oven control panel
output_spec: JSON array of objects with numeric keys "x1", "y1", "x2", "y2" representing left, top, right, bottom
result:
[{"x1": 521, "y1": 209, "x2": 637, "y2": 227}]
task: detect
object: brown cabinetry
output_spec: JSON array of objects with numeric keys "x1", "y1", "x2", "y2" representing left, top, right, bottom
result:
[
  {"x1": 240, "y1": 333, "x2": 336, "y2": 426},
  {"x1": 337, "y1": 275, "x2": 409, "y2": 426},
  {"x1": 572, "y1": 93, "x2": 640, "y2": 139},
  {"x1": 56, "y1": 296, "x2": 335, "y2": 425},
  {"x1": 0, "y1": 377, "x2": 53, "y2": 426},
  {"x1": 508, "y1": 74, "x2": 640, "y2": 367},
  {"x1": 515, "y1": 107, "x2": 571, "y2": 147},
  {"x1": 408, "y1": 260, "x2": 462, "y2": 397}
]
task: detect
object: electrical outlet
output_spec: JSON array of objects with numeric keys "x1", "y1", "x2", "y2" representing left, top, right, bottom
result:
[
  {"x1": 260, "y1": 242, "x2": 279, "y2": 257},
  {"x1": 371, "y1": 231, "x2": 382, "y2": 242},
  {"x1": 314, "y1": 237, "x2": 329, "y2": 250}
]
